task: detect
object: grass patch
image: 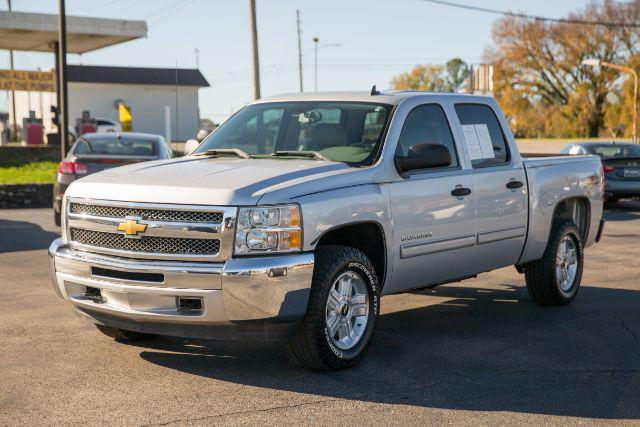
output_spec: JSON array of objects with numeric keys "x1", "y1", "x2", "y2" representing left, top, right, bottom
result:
[{"x1": 0, "y1": 161, "x2": 58, "y2": 184}]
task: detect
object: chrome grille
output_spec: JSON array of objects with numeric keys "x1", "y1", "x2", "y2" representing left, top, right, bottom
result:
[
  {"x1": 70, "y1": 228, "x2": 220, "y2": 255},
  {"x1": 69, "y1": 202, "x2": 223, "y2": 224}
]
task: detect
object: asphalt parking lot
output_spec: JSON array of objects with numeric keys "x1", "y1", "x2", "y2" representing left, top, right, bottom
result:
[{"x1": 1, "y1": 205, "x2": 639, "y2": 425}]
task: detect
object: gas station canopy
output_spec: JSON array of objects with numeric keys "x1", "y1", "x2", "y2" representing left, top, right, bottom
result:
[{"x1": 0, "y1": 11, "x2": 147, "y2": 54}]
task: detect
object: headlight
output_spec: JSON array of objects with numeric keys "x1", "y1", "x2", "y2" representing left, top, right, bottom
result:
[{"x1": 234, "y1": 205, "x2": 302, "y2": 255}]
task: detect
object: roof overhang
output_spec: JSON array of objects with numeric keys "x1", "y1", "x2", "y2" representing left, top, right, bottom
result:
[{"x1": 0, "y1": 11, "x2": 147, "y2": 54}]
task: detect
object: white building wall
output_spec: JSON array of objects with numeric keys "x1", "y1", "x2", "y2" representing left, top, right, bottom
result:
[{"x1": 13, "y1": 82, "x2": 200, "y2": 141}]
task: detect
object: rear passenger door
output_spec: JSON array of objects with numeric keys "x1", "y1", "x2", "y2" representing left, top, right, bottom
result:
[
  {"x1": 388, "y1": 103, "x2": 478, "y2": 293},
  {"x1": 454, "y1": 103, "x2": 527, "y2": 271}
]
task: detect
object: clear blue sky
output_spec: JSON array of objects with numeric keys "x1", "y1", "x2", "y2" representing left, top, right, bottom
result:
[{"x1": 2, "y1": 0, "x2": 593, "y2": 122}]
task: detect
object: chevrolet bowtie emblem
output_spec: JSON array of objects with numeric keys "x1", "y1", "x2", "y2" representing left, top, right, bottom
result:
[{"x1": 117, "y1": 219, "x2": 148, "y2": 237}]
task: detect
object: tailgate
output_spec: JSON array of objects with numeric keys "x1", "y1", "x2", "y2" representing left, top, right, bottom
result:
[{"x1": 603, "y1": 157, "x2": 640, "y2": 179}]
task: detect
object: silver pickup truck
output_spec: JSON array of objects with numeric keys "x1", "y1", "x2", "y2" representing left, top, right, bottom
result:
[{"x1": 49, "y1": 91, "x2": 605, "y2": 370}]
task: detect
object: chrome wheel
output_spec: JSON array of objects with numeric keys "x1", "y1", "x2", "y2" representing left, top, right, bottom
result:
[
  {"x1": 556, "y1": 235, "x2": 578, "y2": 291},
  {"x1": 325, "y1": 271, "x2": 370, "y2": 350}
]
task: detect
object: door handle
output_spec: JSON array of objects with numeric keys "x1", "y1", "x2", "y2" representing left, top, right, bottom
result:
[
  {"x1": 506, "y1": 180, "x2": 524, "y2": 189},
  {"x1": 451, "y1": 186, "x2": 472, "y2": 197}
]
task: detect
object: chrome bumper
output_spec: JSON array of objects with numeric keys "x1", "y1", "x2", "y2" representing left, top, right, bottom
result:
[{"x1": 48, "y1": 238, "x2": 314, "y2": 340}]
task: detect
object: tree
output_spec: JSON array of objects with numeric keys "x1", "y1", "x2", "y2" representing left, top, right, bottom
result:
[
  {"x1": 489, "y1": 0, "x2": 640, "y2": 137},
  {"x1": 445, "y1": 58, "x2": 469, "y2": 92},
  {"x1": 390, "y1": 59, "x2": 470, "y2": 93},
  {"x1": 390, "y1": 64, "x2": 448, "y2": 92}
]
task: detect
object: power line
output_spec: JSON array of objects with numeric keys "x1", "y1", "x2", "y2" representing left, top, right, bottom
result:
[
  {"x1": 144, "y1": 0, "x2": 189, "y2": 20},
  {"x1": 420, "y1": 0, "x2": 640, "y2": 28}
]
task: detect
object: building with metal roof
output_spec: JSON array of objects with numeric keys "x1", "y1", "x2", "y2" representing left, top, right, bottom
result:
[
  {"x1": 13, "y1": 65, "x2": 210, "y2": 142},
  {"x1": 67, "y1": 65, "x2": 209, "y2": 88}
]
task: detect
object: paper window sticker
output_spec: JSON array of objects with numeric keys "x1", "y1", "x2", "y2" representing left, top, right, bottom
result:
[
  {"x1": 474, "y1": 124, "x2": 495, "y2": 159},
  {"x1": 462, "y1": 125, "x2": 483, "y2": 160}
]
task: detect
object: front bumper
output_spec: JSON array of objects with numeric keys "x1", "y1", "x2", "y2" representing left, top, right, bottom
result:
[{"x1": 48, "y1": 238, "x2": 314, "y2": 340}]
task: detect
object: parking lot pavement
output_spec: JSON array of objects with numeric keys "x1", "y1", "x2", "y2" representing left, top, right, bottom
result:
[{"x1": 1, "y1": 205, "x2": 639, "y2": 425}]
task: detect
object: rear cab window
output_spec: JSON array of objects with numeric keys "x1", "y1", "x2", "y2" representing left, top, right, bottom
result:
[
  {"x1": 74, "y1": 136, "x2": 157, "y2": 156},
  {"x1": 454, "y1": 103, "x2": 510, "y2": 168}
]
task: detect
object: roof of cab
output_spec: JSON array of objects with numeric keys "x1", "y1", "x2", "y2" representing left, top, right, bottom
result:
[{"x1": 254, "y1": 90, "x2": 493, "y2": 106}]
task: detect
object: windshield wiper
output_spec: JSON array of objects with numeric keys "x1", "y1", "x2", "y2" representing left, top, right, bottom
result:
[
  {"x1": 195, "y1": 148, "x2": 252, "y2": 159},
  {"x1": 271, "y1": 150, "x2": 329, "y2": 161}
]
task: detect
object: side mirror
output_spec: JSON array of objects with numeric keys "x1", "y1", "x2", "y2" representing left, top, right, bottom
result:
[
  {"x1": 184, "y1": 139, "x2": 201, "y2": 156},
  {"x1": 394, "y1": 143, "x2": 452, "y2": 172}
]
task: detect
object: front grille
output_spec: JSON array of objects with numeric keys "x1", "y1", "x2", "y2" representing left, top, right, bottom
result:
[
  {"x1": 69, "y1": 203, "x2": 223, "y2": 224},
  {"x1": 70, "y1": 228, "x2": 220, "y2": 255}
]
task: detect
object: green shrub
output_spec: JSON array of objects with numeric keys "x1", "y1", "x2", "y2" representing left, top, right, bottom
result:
[{"x1": 0, "y1": 161, "x2": 58, "y2": 184}]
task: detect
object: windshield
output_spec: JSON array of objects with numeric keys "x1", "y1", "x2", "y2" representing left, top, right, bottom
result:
[
  {"x1": 195, "y1": 102, "x2": 392, "y2": 164},
  {"x1": 586, "y1": 144, "x2": 640, "y2": 159},
  {"x1": 74, "y1": 136, "x2": 157, "y2": 156}
]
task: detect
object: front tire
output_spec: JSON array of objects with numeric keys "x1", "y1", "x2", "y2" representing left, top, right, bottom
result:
[
  {"x1": 94, "y1": 324, "x2": 158, "y2": 342},
  {"x1": 288, "y1": 245, "x2": 380, "y2": 370},
  {"x1": 524, "y1": 220, "x2": 584, "y2": 306}
]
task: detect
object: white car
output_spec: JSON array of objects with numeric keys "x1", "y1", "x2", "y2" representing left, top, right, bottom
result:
[{"x1": 95, "y1": 118, "x2": 121, "y2": 133}]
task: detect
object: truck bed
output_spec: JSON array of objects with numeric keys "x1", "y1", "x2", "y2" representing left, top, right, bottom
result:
[
  {"x1": 522, "y1": 153, "x2": 599, "y2": 167},
  {"x1": 519, "y1": 153, "x2": 603, "y2": 264}
]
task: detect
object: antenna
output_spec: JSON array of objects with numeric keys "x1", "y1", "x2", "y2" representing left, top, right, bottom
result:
[{"x1": 370, "y1": 85, "x2": 380, "y2": 96}]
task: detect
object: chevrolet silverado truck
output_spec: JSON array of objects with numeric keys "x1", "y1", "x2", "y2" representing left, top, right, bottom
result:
[{"x1": 49, "y1": 91, "x2": 605, "y2": 370}]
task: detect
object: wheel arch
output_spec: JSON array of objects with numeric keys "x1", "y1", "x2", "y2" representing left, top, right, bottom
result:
[
  {"x1": 312, "y1": 221, "x2": 387, "y2": 289},
  {"x1": 551, "y1": 196, "x2": 590, "y2": 242}
]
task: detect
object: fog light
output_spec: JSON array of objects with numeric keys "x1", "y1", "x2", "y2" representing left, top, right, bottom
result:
[{"x1": 177, "y1": 297, "x2": 203, "y2": 311}]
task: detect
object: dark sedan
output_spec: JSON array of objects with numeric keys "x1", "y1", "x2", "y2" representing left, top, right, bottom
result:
[
  {"x1": 53, "y1": 132, "x2": 173, "y2": 225},
  {"x1": 561, "y1": 141, "x2": 640, "y2": 202}
]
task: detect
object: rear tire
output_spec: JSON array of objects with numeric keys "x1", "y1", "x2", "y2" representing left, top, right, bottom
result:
[
  {"x1": 287, "y1": 245, "x2": 380, "y2": 370},
  {"x1": 94, "y1": 324, "x2": 158, "y2": 342},
  {"x1": 524, "y1": 220, "x2": 583, "y2": 306}
]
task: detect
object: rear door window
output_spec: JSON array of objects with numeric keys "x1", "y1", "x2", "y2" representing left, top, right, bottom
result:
[{"x1": 454, "y1": 104, "x2": 509, "y2": 167}]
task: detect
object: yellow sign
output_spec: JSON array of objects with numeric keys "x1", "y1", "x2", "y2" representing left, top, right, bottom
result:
[
  {"x1": 117, "y1": 219, "x2": 148, "y2": 237},
  {"x1": 118, "y1": 103, "x2": 132, "y2": 132},
  {"x1": 0, "y1": 69, "x2": 56, "y2": 92}
]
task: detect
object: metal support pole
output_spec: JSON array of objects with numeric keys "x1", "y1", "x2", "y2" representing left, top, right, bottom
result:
[
  {"x1": 7, "y1": 0, "x2": 17, "y2": 141},
  {"x1": 249, "y1": 0, "x2": 261, "y2": 100},
  {"x1": 57, "y1": 0, "x2": 69, "y2": 158},
  {"x1": 313, "y1": 36, "x2": 318, "y2": 92},
  {"x1": 296, "y1": 9, "x2": 303, "y2": 92},
  {"x1": 632, "y1": 70, "x2": 638, "y2": 144}
]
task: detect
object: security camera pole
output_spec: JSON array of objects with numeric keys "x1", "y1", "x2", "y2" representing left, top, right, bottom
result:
[
  {"x1": 582, "y1": 58, "x2": 638, "y2": 143},
  {"x1": 313, "y1": 36, "x2": 319, "y2": 92}
]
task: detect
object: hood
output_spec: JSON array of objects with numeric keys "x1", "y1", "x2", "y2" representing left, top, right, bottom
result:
[{"x1": 65, "y1": 156, "x2": 356, "y2": 205}]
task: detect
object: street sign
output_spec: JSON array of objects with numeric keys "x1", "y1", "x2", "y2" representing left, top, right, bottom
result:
[{"x1": 0, "y1": 69, "x2": 56, "y2": 92}]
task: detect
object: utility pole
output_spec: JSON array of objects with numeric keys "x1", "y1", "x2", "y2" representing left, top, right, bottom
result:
[
  {"x1": 248, "y1": 0, "x2": 261, "y2": 100},
  {"x1": 296, "y1": 9, "x2": 303, "y2": 92},
  {"x1": 7, "y1": 0, "x2": 17, "y2": 141},
  {"x1": 57, "y1": 0, "x2": 69, "y2": 158},
  {"x1": 313, "y1": 36, "x2": 319, "y2": 91}
]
